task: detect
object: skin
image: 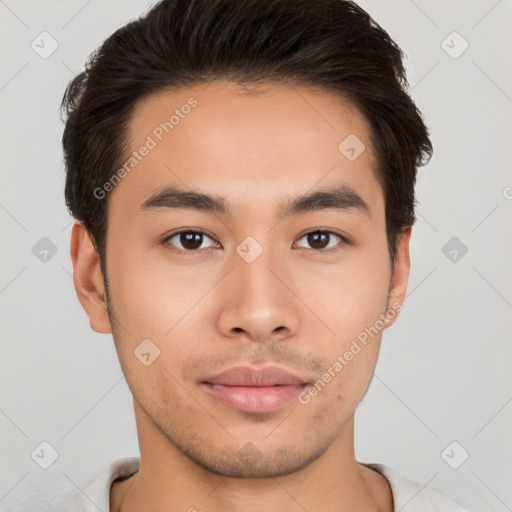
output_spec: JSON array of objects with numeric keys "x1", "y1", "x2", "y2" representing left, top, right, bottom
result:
[{"x1": 70, "y1": 80, "x2": 411, "y2": 512}]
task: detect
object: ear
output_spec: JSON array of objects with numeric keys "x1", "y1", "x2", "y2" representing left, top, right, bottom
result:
[
  {"x1": 70, "y1": 221, "x2": 112, "y2": 334},
  {"x1": 384, "y1": 226, "x2": 411, "y2": 328}
]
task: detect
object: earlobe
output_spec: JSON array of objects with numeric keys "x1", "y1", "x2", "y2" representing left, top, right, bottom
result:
[
  {"x1": 385, "y1": 226, "x2": 412, "y2": 328},
  {"x1": 70, "y1": 221, "x2": 112, "y2": 334}
]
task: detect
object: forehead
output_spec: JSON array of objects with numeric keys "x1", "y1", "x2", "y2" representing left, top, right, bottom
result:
[{"x1": 109, "y1": 80, "x2": 383, "y2": 219}]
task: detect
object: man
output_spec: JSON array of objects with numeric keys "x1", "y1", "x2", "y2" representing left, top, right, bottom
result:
[{"x1": 60, "y1": 0, "x2": 469, "y2": 510}]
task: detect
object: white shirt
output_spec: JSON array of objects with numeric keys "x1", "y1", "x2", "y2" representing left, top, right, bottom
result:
[{"x1": 60, "y1": 457, "x2": 470, "y2": 511}]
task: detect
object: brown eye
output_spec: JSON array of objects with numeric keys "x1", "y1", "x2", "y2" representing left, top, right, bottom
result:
[
  {"x1": 295, "y1": 230, "x2": 344, "y2": 251},
  {"x1": 165, "y1": 231, "x2": 216, "y2": 252}
]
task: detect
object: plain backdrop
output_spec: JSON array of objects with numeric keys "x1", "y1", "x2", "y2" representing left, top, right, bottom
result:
[{"x1": 1, "y1": 0, "x2": 511, "y2": 511}]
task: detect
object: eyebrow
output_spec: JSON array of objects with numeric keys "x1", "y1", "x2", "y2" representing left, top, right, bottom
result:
[{"x1": 138, "y1": 184, "x2": 370, "y2": 219}]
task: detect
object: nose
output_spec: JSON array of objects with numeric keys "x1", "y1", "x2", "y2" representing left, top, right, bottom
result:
[{"x1": 216, "y1": 247, "x2": 301, "y2": 344}]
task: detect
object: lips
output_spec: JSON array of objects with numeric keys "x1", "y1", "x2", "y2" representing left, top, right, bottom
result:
[
  {"x1": 203, "y1": 366, "x2": 308, "y2": 387},
  {"x1": 200, "y1": 366, "x2": 310, "y2": 413}
]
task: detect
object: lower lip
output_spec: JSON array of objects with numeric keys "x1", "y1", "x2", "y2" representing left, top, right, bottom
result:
[{"x1": 200, "y1": 382, "x2": 306, "y2": 413}]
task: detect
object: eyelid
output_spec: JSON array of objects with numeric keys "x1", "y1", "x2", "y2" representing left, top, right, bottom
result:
[{"x1": 296, "y1": 228, "x2": 349, "y2": 243}]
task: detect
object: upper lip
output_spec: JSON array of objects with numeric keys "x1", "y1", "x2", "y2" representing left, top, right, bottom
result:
[{"x1": 203, "y1": 366, "x2": 309, "y2": 387}]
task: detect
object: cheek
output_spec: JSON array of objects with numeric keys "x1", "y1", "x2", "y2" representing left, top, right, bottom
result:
[
  {"x1": 106, "y1": 254, "x2": 211, "y2": 392},
  {"x1": 303, "y1": 247, "x2": 391, "y2": 337},
  {"x1": 299, "y1": 331, "x2": 382, "y2": 413},
  {"x1": 107, "y1": 240, "x2": 204, "y2": 339},
  {"x1": 296, "y1": 241, "x2": 390, "y2": 400}
]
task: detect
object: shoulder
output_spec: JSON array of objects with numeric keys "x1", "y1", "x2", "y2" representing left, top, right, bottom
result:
[
  {"x1": 361, "y1": 462, "x2": 470, "y2": 512},
  {"x1": 60, "y1": 457, "x2": 140, "y2": 512}
]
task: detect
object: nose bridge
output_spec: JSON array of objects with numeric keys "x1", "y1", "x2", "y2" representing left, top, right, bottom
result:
[
  {"x1": 237, "y1": 239, "x2": 283, "y2": 301},
  {"x1": 235, "y1": 237, "x2": 287, "y2": 311},
  {"x1": 217, "y1": 236, "x2": 299, "y2": 341}
]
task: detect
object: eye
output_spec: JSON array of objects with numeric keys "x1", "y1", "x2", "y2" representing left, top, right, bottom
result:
[
  {"x1": 163, "y1": 230, "x2": 218, "y2": 253},
  {"x1": 162, "y1": 229, "x2": 347, "y2": 254},
  {"x1": 294, "y1": 230, "x2": 346, "y2": 251}
]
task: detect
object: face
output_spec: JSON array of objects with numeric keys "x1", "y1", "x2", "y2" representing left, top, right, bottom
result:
[{"x1": 72, "y1": 80, "x2": 410, "y2": 478}]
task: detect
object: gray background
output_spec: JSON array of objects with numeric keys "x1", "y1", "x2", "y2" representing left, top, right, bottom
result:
[{"x1": 1, "y1": 0, "x2": 511, "y2": 510}]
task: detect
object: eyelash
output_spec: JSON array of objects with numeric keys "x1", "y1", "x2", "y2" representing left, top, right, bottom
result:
[{"x1": 162, "y1": 229, "x2": 349, "y2": 255}]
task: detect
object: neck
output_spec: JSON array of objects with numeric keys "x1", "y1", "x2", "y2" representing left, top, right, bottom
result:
[{"x1": 111, "y1": 403, "x2": 393, "y2": 512}]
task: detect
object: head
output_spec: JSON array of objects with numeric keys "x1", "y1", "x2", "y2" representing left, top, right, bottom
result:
[{"x1": 63, "y1": 0, "x2": 432, "y2": 478}]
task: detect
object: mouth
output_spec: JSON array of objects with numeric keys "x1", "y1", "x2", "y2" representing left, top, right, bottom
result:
[{"x1": 200, "y1": 366, "x2": 310, "y2": 413}]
